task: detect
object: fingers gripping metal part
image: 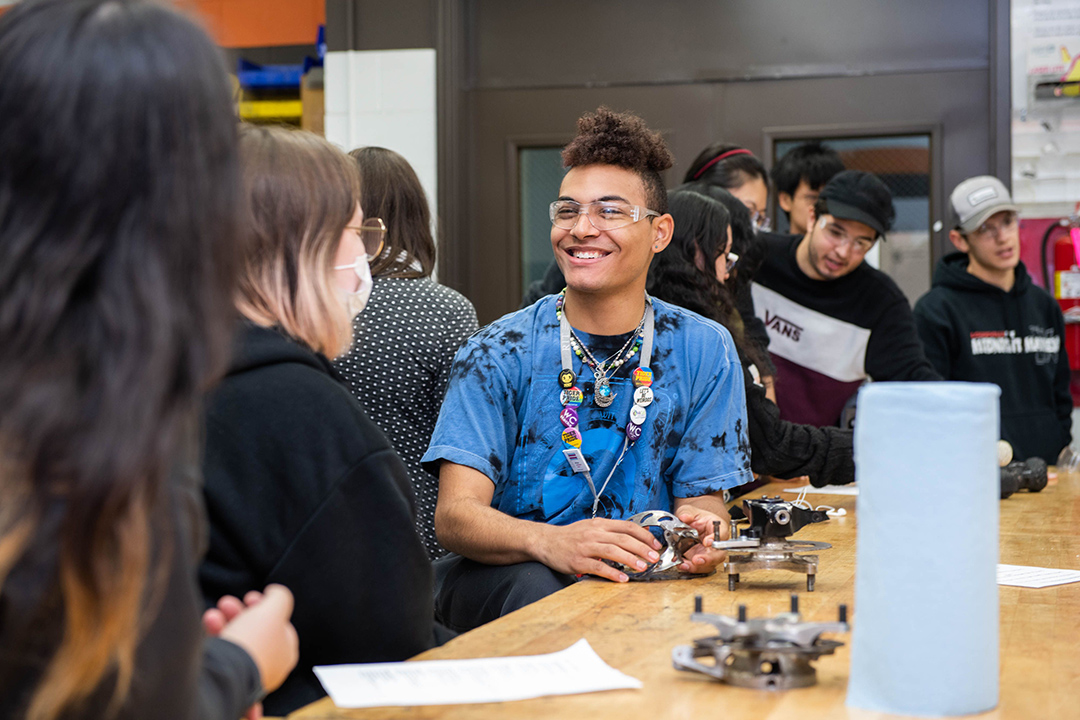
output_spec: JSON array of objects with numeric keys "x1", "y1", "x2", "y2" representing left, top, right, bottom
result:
[{"x1": 615, "y1": 510, "x2": 702, "y2": 581}]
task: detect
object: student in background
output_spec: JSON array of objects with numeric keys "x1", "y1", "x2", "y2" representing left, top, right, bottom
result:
[
  {"x1": 199, "y1": 126, "x2": 436, "y2": 716},
  {"x1": 683, "y1": 143, "x2": 772, "y2": 232},
  {"x1": 677, "y1": 180, "x2": 775, "y2": 398},
  {"x1": 914, "y1": 176, "x2": 1071, "y2": 463},
  {"x1": 752, "y1": 171, "x2": 940, "y2": 428},
  {"x1": 648, "y1": 190, "x2": 854, "y2": 486},
  {"x1": 0, "y1": 2, "x2": 297, "y2": 718},
  {"x1": 771, "y1": 141, "x2": 845, "y2": 235},
  {"x1": 334, "y1": 147, "x2": 478, "y2": 559}
]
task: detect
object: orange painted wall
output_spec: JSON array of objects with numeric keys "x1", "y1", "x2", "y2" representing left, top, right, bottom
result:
[
  {"x1": 0, "y1": 2, "x2": 324, "y2": 47},
  {"x1": 179, "y1": 0, "x2": 324, "y2": 49}
]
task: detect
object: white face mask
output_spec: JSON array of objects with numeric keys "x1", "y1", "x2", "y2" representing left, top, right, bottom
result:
[{"x1": 333, "y1": 255, "x2": 374, "y2": 319}]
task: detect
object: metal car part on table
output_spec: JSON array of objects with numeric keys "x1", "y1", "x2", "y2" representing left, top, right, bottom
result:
[{"x1": 672, "y1": 594, "x2": 849, "y2": 690}]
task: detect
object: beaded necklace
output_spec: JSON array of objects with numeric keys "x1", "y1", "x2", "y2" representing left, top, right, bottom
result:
[
  {"x1": 555, "y1": 289, "x2": 656, "y2": 518},
  {"x1": 555, "y1": 291, "x2": 645, "y2": 407}
]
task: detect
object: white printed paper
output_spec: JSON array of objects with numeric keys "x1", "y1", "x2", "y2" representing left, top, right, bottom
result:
[
  {"x1": 997, "y1": 564, "x2": 1080, "y2": 588},
  {"x1": 313, "y1": 638, "x2": 641, "y2": 709},
  {"x1": 781, "y1": 484, "x2": 859, "y2": 496}
]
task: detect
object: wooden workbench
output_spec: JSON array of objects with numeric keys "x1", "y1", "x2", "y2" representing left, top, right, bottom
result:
[{"x1": 289, "y1": 476, "x2": 1080, "y2": 719}]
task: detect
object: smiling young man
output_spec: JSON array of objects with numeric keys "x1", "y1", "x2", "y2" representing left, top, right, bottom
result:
[
  {"x1": 422, "y1": 108, "x2": 752, "y2": 632},
  {"x1": 751, "y1": 170, "x2": 940, "y2": 427},
  {"x1": 913, "y1": 176, "x2": 1071, "y2": 463}
]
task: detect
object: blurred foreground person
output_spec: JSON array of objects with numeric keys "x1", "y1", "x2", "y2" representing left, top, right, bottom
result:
[{"x1": 0, "y1": 2, "x2": 297, "y2": 719}]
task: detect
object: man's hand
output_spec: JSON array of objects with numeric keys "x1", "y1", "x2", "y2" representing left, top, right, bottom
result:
[
  {"x1": 675, "y1": 504, "x2": 728, "y2": 574},
  {"x1": 534, "y1": 518, "x2": 663, "y2": 582}
]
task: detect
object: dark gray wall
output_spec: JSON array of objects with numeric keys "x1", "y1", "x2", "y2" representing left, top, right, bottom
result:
[
  {"x1": 321, "y1": 0, "x2": 1012, "y2": 321},
  {"x1": 326, "y1": 0, "x2": 435, "y2": 51},
  {"x1": 470, "y1": 0, "x2": 990, "y2": 89}
]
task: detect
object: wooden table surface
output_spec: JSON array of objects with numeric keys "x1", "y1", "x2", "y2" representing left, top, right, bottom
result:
[{"x1": 290, "y1": 475, "x2": 1080, "y2": 720}]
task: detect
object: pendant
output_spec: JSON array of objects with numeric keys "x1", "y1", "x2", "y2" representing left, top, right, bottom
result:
[{"x1": 594, "y1": 377, "x2": 615, "y2": 408}]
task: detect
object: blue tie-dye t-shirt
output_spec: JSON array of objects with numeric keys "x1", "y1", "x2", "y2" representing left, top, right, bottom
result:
[{"x1": 421, "y1": 295, "x2": 752, "y2": 525}]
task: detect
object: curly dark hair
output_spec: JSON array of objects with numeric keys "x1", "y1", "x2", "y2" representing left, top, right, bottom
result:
[
  {"x1": 647, "y1": 190, "x2": 768, "y2": 372},
  {"x1": 561, "y1": 106, "x2": 673, "y2": 214}
]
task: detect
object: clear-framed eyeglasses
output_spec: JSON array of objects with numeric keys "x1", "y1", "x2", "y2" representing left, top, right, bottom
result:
[
  {"x1": 968, "y1": 211, "x2": 1018, "y2": 241},
  {"x1": 345, "y1": 217, "x2": 387, "y2": 260},
  {"x1": 819, "y1": 221, "x2": 875, "y2": 255},
  {"x1": 549, "y1": 200, "x2": 660, "y2": 231},
  {"x1": 750, "y1": 210, "x2": 771, "y2": 232},
  {"x1": 725, "y1": 252, "x2": 739, "y2": 273}
]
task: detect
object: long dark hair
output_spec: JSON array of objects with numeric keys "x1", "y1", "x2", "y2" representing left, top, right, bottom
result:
[
  {"x1": 648, "y1": 190, "x2": 766, "y2": 370},
  {"x1": 0, "y1": 1, "x2": 240, "y2": 717},
  {"x1": 349, "y1": 146, "x2": 437, "y2": 279},
  {"x1": 677, "y1": 181, "x2": 767, "y2": 295}
]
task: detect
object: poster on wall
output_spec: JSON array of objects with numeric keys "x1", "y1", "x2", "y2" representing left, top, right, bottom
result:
[
  {"x1": 1015, "y1": 1, "x2": 1080, "y2": 109},
  {"x1": 1025, "y1": 4, "x2": 1080, "y2": 77}
]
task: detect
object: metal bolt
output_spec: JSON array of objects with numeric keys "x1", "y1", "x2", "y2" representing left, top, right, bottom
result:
[
  {"x1": 738, "y1": 605, "x2": 747, "y2": 622},
  {"x1": 839, "y1": 604, "x2": 848, "y2": 623},
  {"x1": 790, "y1": 594, "x2": 799, "y2": 613},
  {"x1": 694, "y1": 595, "x2": 702, "y2": 613}
]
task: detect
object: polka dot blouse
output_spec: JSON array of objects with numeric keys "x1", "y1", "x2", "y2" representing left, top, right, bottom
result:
[{"x1": 334, "y1": 276, "x2": 478, "y2": 558}]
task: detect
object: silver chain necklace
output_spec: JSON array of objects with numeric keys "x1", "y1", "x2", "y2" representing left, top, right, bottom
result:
[{"x1": 567, "y1": 313, "x2": 647, "y2": 408}]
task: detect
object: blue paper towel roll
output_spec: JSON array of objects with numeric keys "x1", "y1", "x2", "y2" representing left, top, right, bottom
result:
[{"x1": 847, "y1": 382, "x2": 999, "y2": 716}]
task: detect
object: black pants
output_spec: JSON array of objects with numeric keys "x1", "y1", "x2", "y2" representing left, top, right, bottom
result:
[{"x1": 433, "y1": 554, "x2": 576, "y2": 633}]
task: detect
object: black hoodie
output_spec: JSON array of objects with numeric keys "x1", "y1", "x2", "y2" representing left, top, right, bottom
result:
[
  {"x1": 199, "y1": 323, "x2": 436, "y2": 715},
  {"x1": 913, "y1": 253, "x2": 1072, "y2": 463}
]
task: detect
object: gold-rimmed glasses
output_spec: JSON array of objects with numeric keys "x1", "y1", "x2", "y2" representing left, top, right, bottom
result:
[{"x1": 345, "y1": 217, "x2": 387, "y2": 260}]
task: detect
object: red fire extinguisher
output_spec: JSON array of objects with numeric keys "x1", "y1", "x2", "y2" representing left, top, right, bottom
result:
[{"x1": 1041, "y1": 213, "x2": 1080, "y2": 372}]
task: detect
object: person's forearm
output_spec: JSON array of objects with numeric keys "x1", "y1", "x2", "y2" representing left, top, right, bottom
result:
[{"x1": 435, "y1": 497, "x2": 551, "y2": 565}]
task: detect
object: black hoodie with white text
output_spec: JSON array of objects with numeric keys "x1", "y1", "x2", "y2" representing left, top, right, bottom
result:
[{"x1": 913, "y1": 253, "x2": 1072, "y2": 463}]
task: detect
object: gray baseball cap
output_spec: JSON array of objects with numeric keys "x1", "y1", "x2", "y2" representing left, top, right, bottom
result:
[{"x1": 950, "y1": 176, "x2": 1019, "y2": 234}]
